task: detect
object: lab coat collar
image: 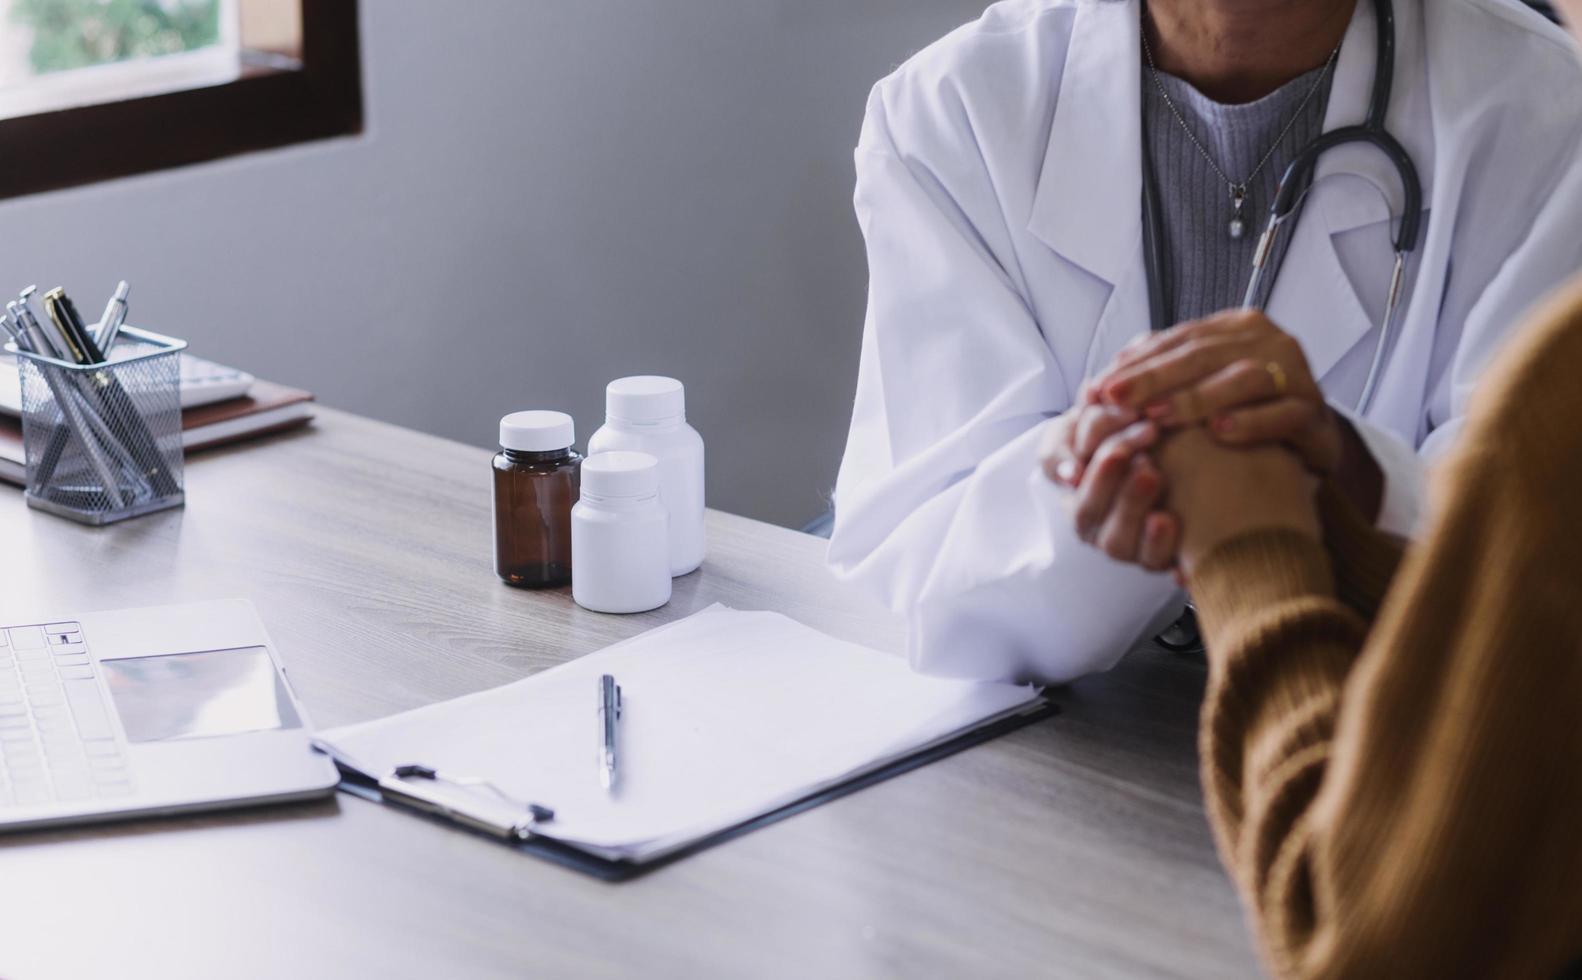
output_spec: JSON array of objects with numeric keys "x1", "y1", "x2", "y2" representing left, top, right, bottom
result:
[
  {"x1": 1026, "y1": 0, "x2": 1435, "y2": 384},
  {"x1": 1312, "y1": 0, "x2": 1436, "y2": 233},
  {"x1": 1026, "y1": 0, "x2": 1144, "y2": 287},
  {"x1": 1270, "y1": 0, "x2": 1435, "y2": 382}
]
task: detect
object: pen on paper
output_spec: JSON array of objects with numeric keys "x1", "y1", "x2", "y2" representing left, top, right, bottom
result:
[{"x1": 599, "y1": 674, "x2": 622, "y2": 792}]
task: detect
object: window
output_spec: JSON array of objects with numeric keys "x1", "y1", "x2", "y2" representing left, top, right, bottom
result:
[{"x1": 0, "y1": 0, "x2": 361, "y2": 201}]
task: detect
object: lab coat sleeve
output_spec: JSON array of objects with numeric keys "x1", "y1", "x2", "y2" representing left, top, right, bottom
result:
[
  {"x1": 827, "y1": 89, "x2": 1181, "y2": 685},
  {"x1": 1339, "y1": 110, "x2": 1582, "y2": 540}
]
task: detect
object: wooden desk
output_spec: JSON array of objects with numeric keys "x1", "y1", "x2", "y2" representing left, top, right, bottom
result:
[{"x1": 0, "y1": 409, "x2": 1260, "y2": 979}]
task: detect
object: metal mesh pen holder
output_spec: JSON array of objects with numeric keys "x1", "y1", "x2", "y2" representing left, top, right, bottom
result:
[{"x1": 10, "y1": 327, "x2": 186, "y2": 525}]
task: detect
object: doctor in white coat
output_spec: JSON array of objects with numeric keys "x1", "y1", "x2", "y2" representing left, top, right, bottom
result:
[{"x1": 829, "y1": 0, "x2": 1582, "y2": 683}]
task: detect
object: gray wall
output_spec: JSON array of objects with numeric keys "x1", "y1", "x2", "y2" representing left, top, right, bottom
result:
[{"x1": 0, "y1": 0, "x2": 987, "y2": 528}]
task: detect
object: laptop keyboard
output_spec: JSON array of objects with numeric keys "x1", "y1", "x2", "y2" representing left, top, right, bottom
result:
[{"x1": 0, "y1": 622, "x2": 132, "y2": 808}]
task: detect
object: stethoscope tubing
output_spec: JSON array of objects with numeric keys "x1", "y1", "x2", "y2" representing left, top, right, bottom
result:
[
  {"x1": 1149, "y1": 0, "x2": 1425, "y2": 654},
  {"x1": 1145, "y1": 0, "x2": 1424, "y2": 416},
  {"x1": 1250, "y1": 0, "x2": 1423, "y2": 417}
]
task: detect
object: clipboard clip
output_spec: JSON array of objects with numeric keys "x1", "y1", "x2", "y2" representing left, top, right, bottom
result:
[{"x1": 379, "y1": 763, "x2": 555, "y2": 841}]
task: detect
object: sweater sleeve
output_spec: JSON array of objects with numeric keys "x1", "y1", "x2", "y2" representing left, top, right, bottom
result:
[
  {"x1": 1314, "y1": 479, "x2": 1406, "y2": 622},
  {"x1": 1190, "y1": 419, "x2": 1582, "y2": 978}
]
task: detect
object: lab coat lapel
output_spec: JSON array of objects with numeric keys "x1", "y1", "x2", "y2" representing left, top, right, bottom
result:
[
  {"x1": 1263, "y1": 208, "x2": 1373, "y2": 387},
  {"x1": 1267, "y1": 0, "x2": 1435, "y2": 384},
  {"x1": 1025, "y1": 0, "x2": 1150, "y2": 375},
  {"x1": 1023, "y1": 0, "x2": 1436, "y2": 383}
]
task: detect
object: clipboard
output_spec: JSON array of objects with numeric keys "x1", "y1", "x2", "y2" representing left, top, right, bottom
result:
[{"x1": 328, "y1": 701, "x2": 1057, "y2": 882}]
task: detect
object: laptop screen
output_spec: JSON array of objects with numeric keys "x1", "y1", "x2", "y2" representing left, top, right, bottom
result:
[{"x1": 101, "y1": 646, "x2": 303, "y2": 743}]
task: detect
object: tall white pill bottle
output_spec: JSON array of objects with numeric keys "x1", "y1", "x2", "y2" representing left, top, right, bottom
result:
[{"x1": 587, "y1": 376, "x2": 705, "y2": 576}]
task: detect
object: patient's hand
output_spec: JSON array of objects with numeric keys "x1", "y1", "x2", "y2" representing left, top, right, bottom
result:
[{"x1": 1157, "y1": 427, "x2": 1321, "y2": 576}]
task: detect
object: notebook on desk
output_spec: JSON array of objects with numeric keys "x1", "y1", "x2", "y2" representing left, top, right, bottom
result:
[
  {"x1": 315, "y1": 605, "x2": 1053, "y2": 880},
  {"x1": 0, "y1": 378, "x2": 315, "y2": 486},
  {"x1": 0, "y1": 352, "x2": 257, "y2": 415}
]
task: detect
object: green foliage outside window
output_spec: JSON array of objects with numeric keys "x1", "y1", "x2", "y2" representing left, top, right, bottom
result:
[{"x1": 11, "y1": 0, "x2": 220, "y2": 75}]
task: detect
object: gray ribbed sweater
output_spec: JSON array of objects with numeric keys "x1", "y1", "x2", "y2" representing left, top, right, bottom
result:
[{"x1": 1143, "y1": 65, "x2": 1334, "y2": 325}]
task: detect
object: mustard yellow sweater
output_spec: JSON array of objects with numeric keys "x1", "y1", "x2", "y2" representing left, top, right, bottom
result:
[{"x1": 1188, "y1": 279, "x2": 1582, "y2": 979}]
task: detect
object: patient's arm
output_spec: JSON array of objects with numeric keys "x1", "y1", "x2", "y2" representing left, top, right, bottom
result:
[{"x1": 1176, "y1": 312, "x2": 1582, "y2": 977}]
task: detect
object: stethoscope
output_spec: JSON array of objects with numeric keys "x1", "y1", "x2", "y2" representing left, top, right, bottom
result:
[
  {"x1": 1141, "y1": 0, "x2": 1423, "y2": 418},
  {"x1": 1142, "y1": 0, "x2": 1424, "y2": 654}
]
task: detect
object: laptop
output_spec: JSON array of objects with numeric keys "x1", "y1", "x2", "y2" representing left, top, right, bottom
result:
[{"x1": 0, "y1": 599, "x2": 339, "y2": 833}]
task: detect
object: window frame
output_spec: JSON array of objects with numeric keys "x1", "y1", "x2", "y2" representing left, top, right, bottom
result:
[{"x1": 0, "y1": 1, "x2": 362, "y2": 202}]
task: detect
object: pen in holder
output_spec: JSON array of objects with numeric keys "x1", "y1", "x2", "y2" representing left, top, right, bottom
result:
[{"x1": 8, "y1": 326, "x2": 186, "y2": 525}]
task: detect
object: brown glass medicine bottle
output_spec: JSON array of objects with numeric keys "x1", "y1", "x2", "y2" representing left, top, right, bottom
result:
[{"x1": 493, "y1": 411, "x2": 581, "y2": 588}]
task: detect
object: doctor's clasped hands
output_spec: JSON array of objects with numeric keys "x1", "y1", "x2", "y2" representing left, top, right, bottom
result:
[{"x1": 1042, "y1": 309, "x2": 1380, "y2": 570}]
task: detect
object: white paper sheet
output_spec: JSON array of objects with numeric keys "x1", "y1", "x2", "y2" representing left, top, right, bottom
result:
[{"x1": 317, "y1": 605, "x2": 1042, "y2": 862}]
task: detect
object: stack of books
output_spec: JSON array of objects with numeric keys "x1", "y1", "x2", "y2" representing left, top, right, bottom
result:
[{"x1": 0, "y1": 353, "x2": 314, "y2": 486}]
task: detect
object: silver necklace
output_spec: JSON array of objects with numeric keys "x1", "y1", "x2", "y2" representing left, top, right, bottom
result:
[{"x1": 1141, "y1": 22, "x2": 1340, "y2": 240}]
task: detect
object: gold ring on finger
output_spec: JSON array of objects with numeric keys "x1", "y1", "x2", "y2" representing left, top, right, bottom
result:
[{"x1": 1265, "y1": 361, "x2": 1288, "y2": 397}]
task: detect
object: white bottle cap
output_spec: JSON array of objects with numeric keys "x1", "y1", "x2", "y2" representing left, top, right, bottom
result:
[
  {"x1": 605, "y1": 376, "x2": 685, "y2": 425},
  {"x1": 581, "y1": 451, "x2": 660, "y2": 498},
  {"x1": 499, "y1": 410, "x2": 574, "y2": 452}
]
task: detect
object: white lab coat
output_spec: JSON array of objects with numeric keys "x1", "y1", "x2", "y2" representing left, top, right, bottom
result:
[{"x1": 829, "y1": 0, "x2": 1582, "y2": 683}]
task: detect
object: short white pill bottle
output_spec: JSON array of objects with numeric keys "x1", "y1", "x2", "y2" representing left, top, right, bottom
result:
[
  {"x1": 587, "y1": 376, "x2": 705, "y2": 576},
  {"x1": 572, "y1": 451, "x2": 672, "y2": 614}
]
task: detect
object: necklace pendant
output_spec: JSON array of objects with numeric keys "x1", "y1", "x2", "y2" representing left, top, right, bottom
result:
[{"x1": 1228, "y1": 185, "x2": 1247, "y2": 240}]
